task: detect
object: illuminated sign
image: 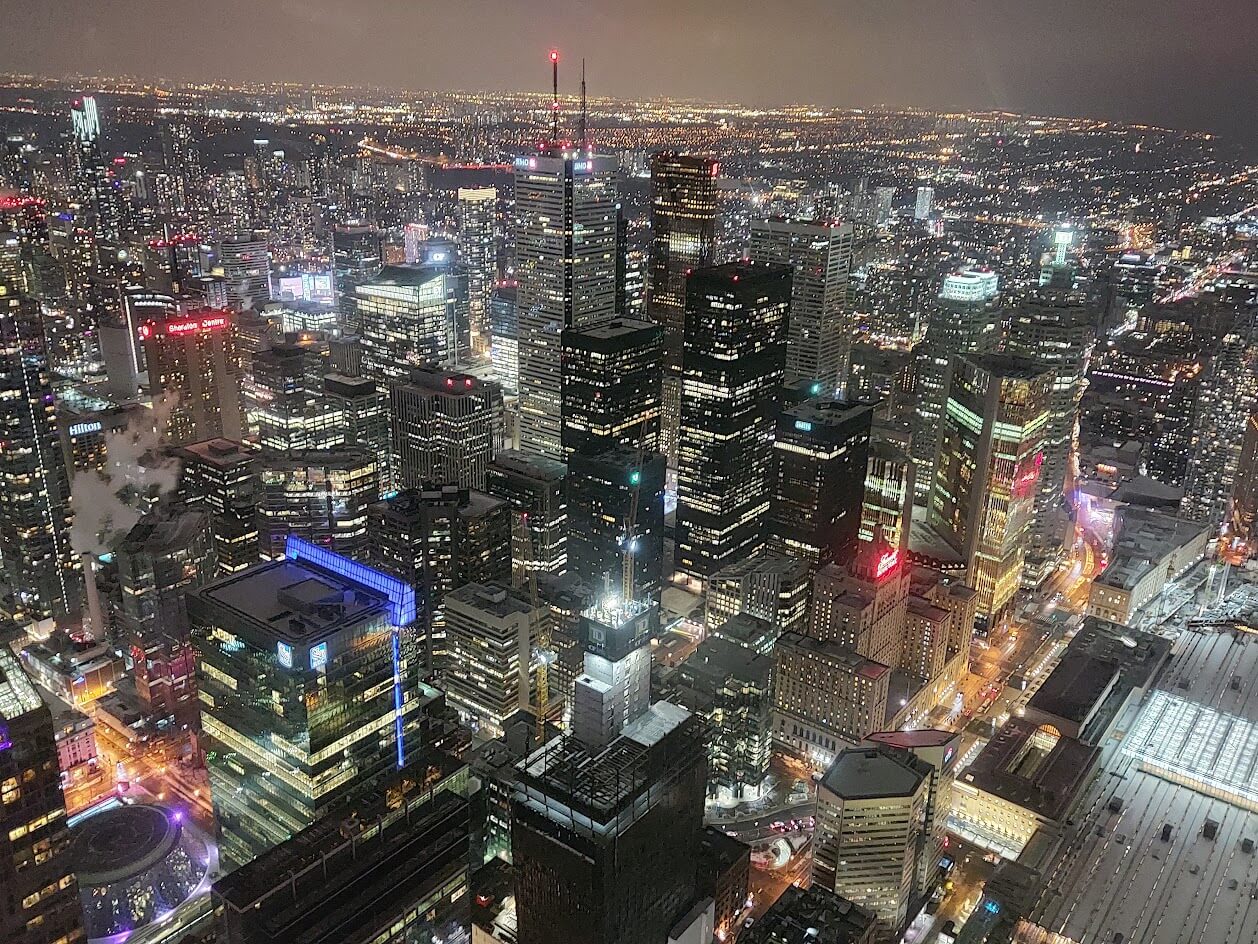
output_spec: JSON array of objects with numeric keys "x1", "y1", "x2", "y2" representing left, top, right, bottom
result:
[
  {"x1": 0, "y1": 722, "x2": 9, "y2": 752},
  {"x1": 68, "y1": 421, "x2": 102, "y2": 437},
  {"x1": 308, "y1": 642, "x2": 328, "y2": 671},
  {"x1": 944, "y1": 744, "x2": 956, "y2": 766},
  {"x1": 795, "y1": 420, "x2": 813, "y2": 432},
  {"x1": 874, "y1": 548, "x2": 900, "y2": 580},
  {"x1": 141, "y1": 313, "x2": 229, "y2": 339},
  {"x1": 277, "y1": 641, "x2": 293, "y2": 669}
]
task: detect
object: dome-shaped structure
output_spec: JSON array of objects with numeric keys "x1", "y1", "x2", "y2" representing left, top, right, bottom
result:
[{"x1": 70, "y1": 803, "x2": 210, "y2": 944}]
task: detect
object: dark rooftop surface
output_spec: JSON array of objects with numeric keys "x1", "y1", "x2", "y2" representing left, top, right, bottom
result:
[
  {"x1": 1028, "y1": 653, "x2": 1120, "y2": 725},
  {"x1": 962, "y1": 718, "x2": 1099, "y2": 821},
  {"x1": 820, "y1": 746, "x2": 928, "y2": 800}
]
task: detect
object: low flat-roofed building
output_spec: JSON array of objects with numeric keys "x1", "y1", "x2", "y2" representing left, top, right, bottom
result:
[
  {"x1": 20, "y1": 631, "x2": 120, "y2": 705},
  {"x1": 741, "y1": 885, "x2": 876, "y2": 944},
  {"x1": 949, "y1": 717, "x2": 1099, "y2": 860},
  {"x1": 1022, "y1": 653, "x2": 1121, "y2": 741},
  {"x1": 1088, "y1": 507, "x2": 1209, "y2": 625}
]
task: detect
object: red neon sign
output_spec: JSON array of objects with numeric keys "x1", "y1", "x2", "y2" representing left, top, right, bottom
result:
[
  {"x1": 875, "y1": 548, "x2": 900, "y2": 581},
  {"x1": 139, "y1": 312, "x2": 228, "y2": 339}
]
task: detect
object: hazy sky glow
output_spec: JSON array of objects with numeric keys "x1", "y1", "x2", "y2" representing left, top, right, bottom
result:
[{"x1": 1, "y1": 0, "x2": 1253, "y2": 142}]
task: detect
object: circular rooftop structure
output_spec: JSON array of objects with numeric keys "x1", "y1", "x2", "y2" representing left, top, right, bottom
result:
[{"x1": 70, "y1": 803, "x2": 210, "y2": 944}]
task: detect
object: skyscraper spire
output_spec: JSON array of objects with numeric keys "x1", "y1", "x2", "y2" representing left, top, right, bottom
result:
[
  {"x1": 579, "y1": 58, "x2": 588, "y2": 150},
  {"x1": 549, "y1": 49, "x2": 560, "y2": 144}
]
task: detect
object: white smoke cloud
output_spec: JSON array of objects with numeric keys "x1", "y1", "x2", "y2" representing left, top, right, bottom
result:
[{"x1": 69, "y1": 394, "x2": 182, "y2": 555}]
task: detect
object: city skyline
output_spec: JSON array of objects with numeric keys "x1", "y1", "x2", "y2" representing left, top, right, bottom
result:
[{"x1": 0, "y1": 1, "x2": 1254, "y2": 147}]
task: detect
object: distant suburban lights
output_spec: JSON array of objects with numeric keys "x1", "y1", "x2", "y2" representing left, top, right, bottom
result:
[
  {"x1": 276, "y1": 641, "x2": 294, "y2": 669},
  {"x1": 795, "y1": 420, "x2": 813, "y2": 432},
  {"x1": 283, "y1": 534, "x2": 416, "y2": 626},
  {"x1": 308, "y1": 642, "x2": 328, "y2": 671}
]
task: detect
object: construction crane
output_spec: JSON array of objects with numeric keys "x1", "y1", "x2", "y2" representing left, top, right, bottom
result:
[{"x1": 515, "y1": 511, "x2": 551, "y2": 742}]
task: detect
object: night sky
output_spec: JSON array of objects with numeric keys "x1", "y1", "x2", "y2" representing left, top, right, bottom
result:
[{"x1": 2, "y1": 0, "x2": 1253, "y2": 144}]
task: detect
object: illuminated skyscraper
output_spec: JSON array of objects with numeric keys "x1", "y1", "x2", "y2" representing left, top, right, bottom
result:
[
  {"x1": 0, "y1": 648, "x2": 86, "y2": 944},
  {"x1": 0, "y1": 279, "x2": 78, "y2": 624},
  {"x1": 249, "y1": 336, "x2": 341, "y2": 453},
  {"x1": 486, "y1": 449, "x2": 568, "y2": 579},
  {"x1": 914, "y1": 185, "x2": 934, "y2": 221},
  {"x1": 354, "y1": 263, "x2": 459, "y2": 382},
  {"x1": 174, "y1": 438, "x2": 262, "y2": 574},
  {"x1": 139, "y1": 306, "x2": 245, "y2": 444},
  {"x1": 369, "y1": 484, "x2": 511, "y2": 673},
  {"x1": 218, "y1": 232, "x2": 271, "y2": 311},
  {"x1": 444, "y1": 582, "x2": 537, "y2": 737},
  {"x1": 257, "y1": 448, "x2": 379, "y2": 561},
  {"x1": 749, "y1": 218, "x2": 854, "y2": 393},
  {"x1": 457, "y1": 186, "x2": 498, "y2": 351},
  {"x1": 560, "y1": 317, "x2": 663, "y2": 458},
  {"x1": 514, "y1": 148, "x2": 618, "y2": 459},
  {"x1": 926, "y1": 353, "x2": 1051, "y2": 624},
  {"x1": 768, "y1": 397, "x2": 873, "y2": 569},
  {"x1": 331, "y1": 223, "x2": 382, "y2": 334},
  {"x1": 159, "y1": 120, "x2": 204, "y2": 214},
  {"x1": 1230, "y1": 414, "x2": 1258, "y2": 551},
  {"x1": 1183, "y1": 325, "x2": 1258, "y2": 527},
  {"x1": 1005, "y1": 269, "x2": 1095, "y2": 571},
  {"x1": 190, "y1": 536, "x2": 424, "y2": 870},
  {"x1": 676, "y1": 262, "x2": 790, "y2": 582},
  {"x1": 861, "y1": 437, "x2": 915, "y2": 551},
  {"x1": 911, "y1": 269, "x2": 1002, "y2": 497},
  {"x1": 648, "y1": 153, "x2": 718, "y2": 466},
  {"x1": 489, "y1": 282, "x2": 519, "y2": 395},
  {"x1": 390, "y1": 365, "x2": 504, "y2": 491},
  {"x1": 68, "y1": 95, "x2": 120, "y2": 244}
]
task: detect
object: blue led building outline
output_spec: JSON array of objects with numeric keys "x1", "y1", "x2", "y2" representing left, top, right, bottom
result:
[
  {"x1": 283, "y1": 535, "x2": 416, "y2": 626},
  {"x1": 283, "y1": 535, "x2": 412, "y2": 768}
]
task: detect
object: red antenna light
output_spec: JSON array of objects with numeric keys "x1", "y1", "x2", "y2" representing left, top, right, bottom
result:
[{"x1": 549, "y1": 49, "x2": 559, "y2": 63}]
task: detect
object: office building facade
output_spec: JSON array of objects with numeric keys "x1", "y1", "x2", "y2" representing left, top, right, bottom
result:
[{"x1": 676, "y1": 262, "x2": 790, "y2": 582}]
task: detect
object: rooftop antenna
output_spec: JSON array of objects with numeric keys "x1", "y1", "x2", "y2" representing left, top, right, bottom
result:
[
  {"x1": 579, "y1": 58, "x2": 587, "y2": 151},
  {"x1": 549, "y1": 49, "x2": 560, "y2": 145}
]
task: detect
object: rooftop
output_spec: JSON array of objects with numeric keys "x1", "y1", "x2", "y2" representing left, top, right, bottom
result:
[
  {"x1": 1027, "y1": 653, "x2": 1120, "y2": 726},
  {"x1": 962, "y1": 717, "x2": 1099, "y2": 821},
  {"x1": 0, "y1": 646, "x2": 41, "y2": 721},
  {"x1": 173, "y1": 437, "x2": 256, "y2": 468},
  {"x1": 820, "y1": 746, "x2": 929, "y2": 800},
  {"x1": 742, "y1": 884, "x2": 875, "y2": 944}
]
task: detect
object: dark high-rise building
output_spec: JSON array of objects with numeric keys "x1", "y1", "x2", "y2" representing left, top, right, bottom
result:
[
  {"x1": 174, "y1": 438, "x2": 262, "y2": 575},
  {"x1": 769, "y1": 397, "x2": 874, "y2": 569},
  {"x1": 649, "y1": 153, "x2": 719, "y2": 467},
  {"x1": 0, "y1": 279, "x2": 78, "y2": 624},
  {"x1": 190, "y1": 536, "x2": 425, "y2": 870},
  {"x1": 390, "y1": 365, "x2": 503, "y2": 491},
  {"x1": 512, "y1": 705, "x2": 708, "y2": 944},
  {"x1": 568, "y1": 447, "x2": 667, "y2": 604},
  {"x1": 486, "y1": 449, "x2": 568, "y2": 579},
  {"x1": 0, "y1": 647, "x2": 86, "y2": 944},
  {"x1": 515, "y1": 148, "x2": 619, "y2": 459},
  {"x1": 369, "y1": 485, "x2": 512, "y2": 674},
  {"x1": 115, "y1": 507, "x2": 216, "y2": 723},
  {"x1": 676, "y1": 262, "x2": 790, "y2": 582},
  {"x1": 1230, "y1": 414, "x2": 1258, "y2": 551},
  {"x1": 561, "y1": 317, "x2": 663, "y2": 459},
  {"x1": 331, "y1": 223, "x2": 383, "y2": 334},
  {"x1": 214, "y1": 751, "x2": 471, "y2": 944}
]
